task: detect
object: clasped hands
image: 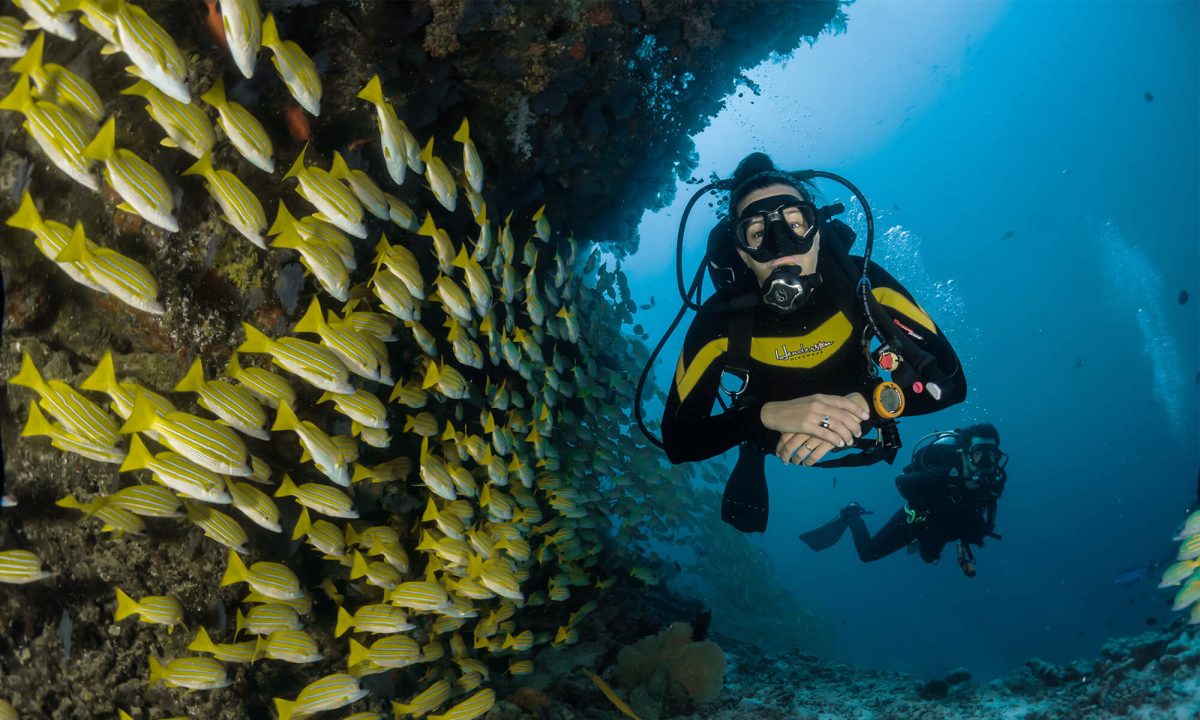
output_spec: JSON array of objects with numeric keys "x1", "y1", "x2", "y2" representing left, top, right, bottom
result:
[{"x1": 760, "y1": 392, "x2": 870, "y2": 466}]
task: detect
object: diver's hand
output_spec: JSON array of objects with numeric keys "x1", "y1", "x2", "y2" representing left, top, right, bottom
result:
[
  {"x1": 772, "y1": 393, "x2": 871, "y2": 466},
  {"x1": 776, "y1": 432, "x2": 833, "y2": 466},
  {"x1": 761, "y1": 393, "x2": 869, "y2": 449}
]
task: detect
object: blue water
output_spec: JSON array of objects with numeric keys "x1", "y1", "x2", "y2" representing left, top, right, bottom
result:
[{"x1": 629, "y1": 0, "x2": 1199, "y2": 680}]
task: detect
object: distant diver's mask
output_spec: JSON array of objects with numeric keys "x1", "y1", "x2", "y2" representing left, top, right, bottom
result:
[
  {"x1": 967, "y1": 439, "x2": 1007, "y2": 481},
  {"x1": 733, "y1": 195, "x2": 822, "y2": 314}
]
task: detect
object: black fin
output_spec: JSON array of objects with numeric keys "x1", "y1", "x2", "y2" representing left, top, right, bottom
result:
[
  {"x1": 722, "y1": 444, "x2": 768, "y2": 533},
  {"x1": 798, "y1": 514, "x2": 849, "y2": 551}
]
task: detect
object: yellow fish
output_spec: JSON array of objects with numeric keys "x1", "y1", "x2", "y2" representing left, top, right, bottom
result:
[
  {"x1": 330, "y1": 151, "x2": 389, "y2": 220},
  {"x1": 83, "y1": 117, "x2": 179, "y2": 232},
  {"x1": 119, "y1": 434, "x2": 231, "y2": 504},
  {"x1": 238, "y1": 321, "x2": 354, "y2": 395},
  {"x1": 148, "y1": 656, "x2": 230, "y2": 690},
  {"x1": 199, "y1": 75, "x2": 274, "y2": 173},
  {"x1": 12, "y1": 0, "x2": 76, "y2": 41},
  {"x1": 284, "y1": 144, "x2": 365, "y2": 238},
  {"x1": 262, "y1": 13, "x2": 321, "y2": 115},
  {"x1": 119, "y1": 393, "x2": 251, "y2": 477},
  {"x1": 12, "y1": 32, "x2": 104, "y2": 121},
  {"x1": 293, "y1": 297, "x2": 392, "y2": 384},
  {"x1": 221, "y1": 0, "x2": 262, "y2": 79},
  {"x1": 0, "y1": 549, "x2": 53, "y2": 584},
  {"x1": 0, "y1": 16, "x2": 28, "y2": 58},
  {"x1": 220, "y1": 549, "x2": 303, "y2": 601},
  {"x1": 182, "y1": 153, "x2": 267, "y2": 248},
  {"x1": 0, "y1": 75, "x2": 98, "y2": 191},
  {"x1": 453, "y1": 118, "x2": 484, "y2": 194},
  {"x1": 108, "y1": 0, "x2": 190, "y2": 102},
  {"x1": 419, "y1": 137, "x2": 457, "y2": 212},
  {"x1": 121, "y1": 78, "x2": 215, "y2": 159},
  {"x1": 274, "y1": 674, "x2": 368, "y2": 720},
  {"x1": 356, "y1": 75, "x2": 409, "y2": 186},
  {"x1": 114, "y1": 587, "x2": 183, "y2": 632}
]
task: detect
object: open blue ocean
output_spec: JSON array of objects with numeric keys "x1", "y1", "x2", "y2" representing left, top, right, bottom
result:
[{"x1": 629, "y1": 0, "x2": 1199, "y2": 686}]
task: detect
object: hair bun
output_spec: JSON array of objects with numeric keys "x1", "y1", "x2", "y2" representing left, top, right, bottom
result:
[{"x1": 732, "y1": 152, "x2": 776, "y2": 185}]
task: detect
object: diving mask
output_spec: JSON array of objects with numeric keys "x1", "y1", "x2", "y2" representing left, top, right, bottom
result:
[
  {"x1": 733, "y1": 195, "x2": 818, "y2": 263},
  {"x1": 968, "y1": 441, "x2": 1005, "y2": 473}
]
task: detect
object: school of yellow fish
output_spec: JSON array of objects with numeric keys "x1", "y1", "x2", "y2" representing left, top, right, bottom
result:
[{"x1": 0, "y1": 0, "x2": 677, "y2": 717}]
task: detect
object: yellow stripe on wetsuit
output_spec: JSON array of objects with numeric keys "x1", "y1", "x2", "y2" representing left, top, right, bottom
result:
[
  {"x1": 673, "y1": 313, "x2": 853, "y2": 404},
  {"x1": 872, "y1": 287, "x2": 937, "y2": 335}
]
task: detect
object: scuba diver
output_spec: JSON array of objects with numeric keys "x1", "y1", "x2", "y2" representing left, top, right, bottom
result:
[
  {"x1": 799, "y1": 424, "x2": 1007, "y2": 577},
  {"x1": 643, "y1": 152, "x2": 967, "y2": 532}
]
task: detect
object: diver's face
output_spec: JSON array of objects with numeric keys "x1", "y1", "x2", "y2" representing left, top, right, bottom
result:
[
  {"x1": 735, "y1": 184, "x2": 820, "y2": 287},
  {"x1": 967, "y1": 441, "x2": 1001, "y2": 475}
]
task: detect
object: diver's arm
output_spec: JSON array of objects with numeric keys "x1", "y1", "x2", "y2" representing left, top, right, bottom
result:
[
  {"x1": 866, "y1": 262, "x2": 967, "y2": 415},
  {"x1": 660, "y1": 315, "x2": 779, "y2": 463}
]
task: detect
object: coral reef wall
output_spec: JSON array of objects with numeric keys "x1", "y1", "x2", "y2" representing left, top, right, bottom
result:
[
  {"x1": 0, "y1": 1, "x2": 844, "y2": 718},
  {"x1": 339, "y1": 0, "x2": 843, "y2": 254}
]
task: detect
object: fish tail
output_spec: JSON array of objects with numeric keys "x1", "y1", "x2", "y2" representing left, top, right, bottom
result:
[
  {"x1": 80, "y1": 351, "x2": 117, "y2": 394},
  {"x1": 238, "y1": 322, "x2": 273, "y2": 354},
  {"x1": 453, "y1": 118, "x2": 470, "y2": 144},
  {"x1": 181, "y1": 152, "x2": 214, "y2": 179},
  {"x1": 274, "y1": 473, "x2": 298, "y2": 498},
  {"x1": 226, "y1": 351, "x2": 244, "y2": 378},
  {"x1": 347, "y1": 637, "x2": 369, "y2": 667},
  {"x1": 113, "y1": 587, "x2": 139, "y2": 621},
  {"x1": 273, "y1": 698, "x2": 295, "y2": 720},
  {"x1": 118, "y1": 434, "x2": 152, "y2": 473},
  {"x1": 187, "y1": 626, "x2": 216, "y2": 654},
  {"x1": 173, "y1": 358, "x2": 207, "y2": 393},
  {"x1": 267, "y1": 201, "x2": 298, "y2": 237},
  {"x1": 261, "y1": 13, "x2": 281, "y2": 49},
  {"x1": 147, "y1": 656, "x2": 163, "y2": 687},
  {"x1": 219, "y1": 548, "x2": 249, "y2": 587},
  {"x1": 356, "y1": 75, "x2": 384, "y2": 106},
  {"x1": 117, "y1": 392, "x2": 158, "y2": 435},
  {"x1": 419, "y1": 137, "x2": 434, "y2": 164},
  {"x1": 271, "y1": 401, "x2": 300, "y2": 433},
  {"x1": 330, "y1": 608, "x2": 355, "y2": 642},
  {"x1": 292, "y1": 297, "x2": 325, "y2": 335},
  {"x1": 421, "y1": 497, "x2": 439, "y2": 522},
  {"x1": 5, "y1": 192, "x2": 44, "y2": 233},
  {"x1": 283, "y1": 143, "x2": 307, "y2": 181},
  {"x1": 349, "y1": 550, "x2": 368, "y2": 580},
  {"x1": 118, "y1": 78, "x2": 154, "y2": 98},
  {"x1": 234, "y1": 608, "x2": 247, "y2": 639},
  {"x1": 20, "y1": 402, "x2": 53, "y2": 438},
  {"x1": 53, "y1": 222, "x2": 92, "y2": 264},
  {"x1": 199, "y1": 75, "x2": 226, "y2": 108},
  {"x1": 82, "y1": 117, "x2": 117, "y2": 162},
  {"x1": 291, "y1": 506, "x2": 311, "y2": 541},
  {"x1": 0, "y1": 74, "x2": 33, "y2": 113},
  {"x1": 252, "y1": 635, "x2": 265, "y2": 663},
  {"x1": 417, "y1": 212, "x2": 435, "y2": 238},
  {"x1": 10, "y1": 352, "x2": 48, "y2": 394},
  {"x1": 9, "y1": 31, "x2": 45, "y2": 77},
  {"x1": 350, "y1": 463, "x2": 372, "y2": 487},
  {"x1": 329, "y1": 151, "x2": 350, "y2": 180}
]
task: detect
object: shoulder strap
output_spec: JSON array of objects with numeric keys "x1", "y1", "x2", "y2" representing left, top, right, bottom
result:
[{"x1": 720, "y1": 301, "x2": 757, "y2": 404}]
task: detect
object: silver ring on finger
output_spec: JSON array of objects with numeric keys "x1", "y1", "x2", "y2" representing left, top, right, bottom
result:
[{"x1": 819, "y1": 415, "x2": 831, "y2": 429}]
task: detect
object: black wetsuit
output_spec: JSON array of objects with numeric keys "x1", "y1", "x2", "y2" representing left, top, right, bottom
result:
[
  {"x1": 661, "y1": 260, "x2": 966, "y2": 463},
  {"x1": 847, "y1": 464, "x2": 1002, "y2": 563}
]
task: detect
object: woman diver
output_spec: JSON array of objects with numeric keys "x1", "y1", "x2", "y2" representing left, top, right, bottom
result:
[{"x1": 648, "y1": 152, "x2": 967, "y2": 532}]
